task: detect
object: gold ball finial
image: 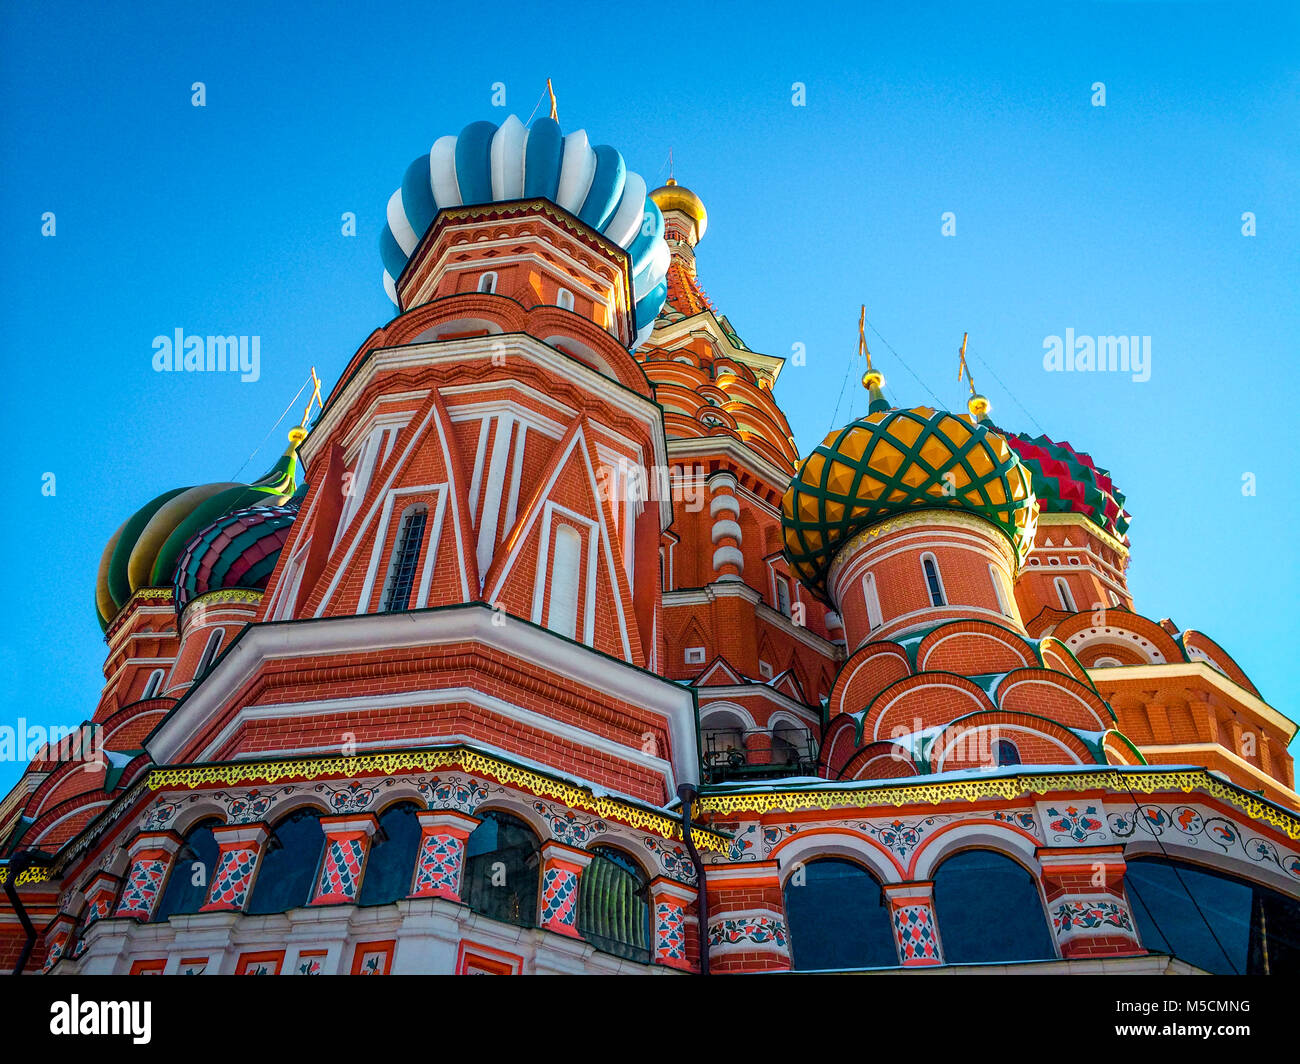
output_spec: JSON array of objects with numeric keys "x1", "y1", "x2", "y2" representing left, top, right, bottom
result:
[
  {"x1": 862, "y1": 369, "x2": 885, "y2": 391},
  {"x1": 287, "y1": 426, "x2": 308, "y2": 445},
  {"x1": 968, "y1": 394, "x2": 991, "y2": 419}
]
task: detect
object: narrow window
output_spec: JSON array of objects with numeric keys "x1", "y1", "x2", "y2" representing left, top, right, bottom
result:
[
  {"x1": 381, "y1": 505, "x2": 428, "y2": 612},
  {"x1": 142, "y1": 668, "x2": 165, "y2": 700},
  {"x1": 993, "y1": 738, "x2": 1021, "y2": 766},
  {"x1": 546, "y1": 525, "x2": 582, "y2": 639},
  {"x1": 862, "y1": 572, "x2": 883, "y2": 630},
  {"x1": 990, "y1": 564, "x2": 1013, "y2": 617},
  {"x1": 775, "y1": 576, "x2": 792, "y2": 617},
  {"x1": 922, "y1": 555, "x2": 946, "y2": 607},
  {"x1": 1054, "y1": 577, "x2": 1077, "y2": 612},
  {"x1": 477, "y1": 271, "x2": 498, "y2": 294},
  {"x1": 1108, "y1": 590, "x2": 1121, "y2": 608},
  {"x1": 195, "y1": 629, "x2": 224, "y2": 679},
  {"x1": 556, "y1": 287, "x2": 574, "y2": 311}
]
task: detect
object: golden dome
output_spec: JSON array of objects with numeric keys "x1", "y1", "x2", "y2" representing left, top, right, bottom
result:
[{"x1": 650, "y1": 178, "x2": 707, "y2": 242}]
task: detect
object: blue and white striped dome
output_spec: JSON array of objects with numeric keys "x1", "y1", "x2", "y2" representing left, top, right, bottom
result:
[{"x1": 380, "y1": 114, "x2": 670, "y2": 350}]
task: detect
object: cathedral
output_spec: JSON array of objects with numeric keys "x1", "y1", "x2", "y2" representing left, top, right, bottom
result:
[{"x1": 2, "y1": 107, "x2": 1296, "y2": 976}]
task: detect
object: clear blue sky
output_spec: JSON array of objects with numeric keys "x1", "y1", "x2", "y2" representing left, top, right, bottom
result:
[{"x1": 1, "y1": 0, "x2": 1296, "y2": 790}]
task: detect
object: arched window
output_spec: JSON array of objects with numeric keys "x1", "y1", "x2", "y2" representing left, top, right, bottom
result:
[
  {"x1": 477, "y1": 271, "x2": 498, "y2": 294},
  {"x1": 142, "y1": 668, "x2": 165, "y2": 700},
  {"x1": 785, "y1": 857, "x2": 897, "y2": 970},
  {"x1": 1125, "y1": 857, "x2": 1300, "y2": 975},
  {"x1": 358, "y1": 802, "x2": 423, "y2": 907},
  {"x1": 992, "y1": 738, "x2": 1021, "y2": 766},
  {"x1": 194, "y1": 629, "x2": 224, "y2": 679},
  {"x1": 380, "y1": 504, "x2": 428, "y2": 612},
  {"x1": 462, "y1": 811, "x2": 540, "y2": 928},
  {"x1": 1054, "y1": 577, "x2": 1077, "y2": 612},
  {"x1": 577, "y1": 846, "x2": 651, "y2": 962},
  {"x1": 153, "y1": 818, "x2": 220, "y2": 922},
  {"x1": 774, "y1": 576, "x2": 792, "y2": 617},
  {"x1": 702, "y1": 710, "x2": 748, "y2": 778},
  {"x1": 247, "y1": 810, "x2": 326, "y2": 915},
  {"x1": 933, "y1": 850, "x2": 1055, "y2": 963},
  {"x1": 862, "y1": 572, "x2": 883, "y2": 630},
  {"x1": 989, "y1": 565, "x2": 1013, "y2": 617},
  {"x1": 556, "y1": 288, "x2": 574, "y2": 311},
  {"x1": 921, "y1": 555, "x2": 946, "y2": 607},
  {"x1": 546, "y1": 525, "x2": 582, "y2": 639}
]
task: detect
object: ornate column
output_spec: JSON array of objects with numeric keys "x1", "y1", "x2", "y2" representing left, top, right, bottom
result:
[
  {"x1": 708, "y1": 472, "x2": 744, "y2": 581},
  {"x1": 40, "y1": 912, "x2": 77, "y2": 974},
  {"x1": 884, "y1": 881, "x2": 943, "y2": 967},
  {"x1": 71, "y1": 872, "x2": 121, "y2": 960},
  {"x1": 704, "y1": 862, "x2": 790, "y2": 973},
  {"x1": 113, "y1": 831, "x2": 183, "y2": 920},
  {"x1": 1039, "y1": 846, "x2": 1142, "y2": 958},
  {"x1": 649, "y1": 877, "x2": 697, "y2": 971},
  {"x1": 409, "y1": 810, "x2": 480, "y2": 901},
  {"x1": 200, "y1": 823, "x2": 270, "y2": 912},
  {"x1": 311, "y1": 814, "x2": 379, "y2": 905},
  {"x1": 538, "y1": 841, "x2": 591, "y2": 938}
]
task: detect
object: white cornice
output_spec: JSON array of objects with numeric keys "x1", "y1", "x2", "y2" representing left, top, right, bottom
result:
[{"x1": 145, "y1": 605, "x2": 700, "y2": 785}]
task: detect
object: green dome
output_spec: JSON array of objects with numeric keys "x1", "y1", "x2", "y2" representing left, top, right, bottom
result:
[
  {"x1": 781, "y1": 406, "x2": 1038, "y2": 602},
  {"x1": 94, "y1": 434, "x2": 304, "y2": 630}
]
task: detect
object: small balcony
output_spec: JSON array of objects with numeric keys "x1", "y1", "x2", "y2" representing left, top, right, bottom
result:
[{"x1": 701, "y1": 725, "x2": 818, "y2": 784}]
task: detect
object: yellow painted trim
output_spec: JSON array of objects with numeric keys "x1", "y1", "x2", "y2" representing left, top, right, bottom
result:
[
  {"x1": 698, "y1": 768, "x2": 1300, "y2": 841},
  {"x1": 145, "y1": 749, "x2": 731, "y2": 854},
  {"x1": 1036, "y1": 512, "x2": 1130, "y2": 557}
]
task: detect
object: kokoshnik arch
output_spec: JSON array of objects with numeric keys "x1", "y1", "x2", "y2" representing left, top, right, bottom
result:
[{"x1": 2, "y1": 107, "x2": 1297, "y2": 976}]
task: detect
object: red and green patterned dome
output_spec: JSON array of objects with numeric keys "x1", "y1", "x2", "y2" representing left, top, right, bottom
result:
[
  {"x1": 173, "y1": 502, "x2": 300, "y2": 611},
  {"x1": 782, "y1": 406, "x2": 1038, "y2": 601},
  {"x1": 95, "y1": 431, "x2": 305, "y2": 629},
  {"x1": 1007, "y1": 432, "x2": 1130, "y2": 540}
]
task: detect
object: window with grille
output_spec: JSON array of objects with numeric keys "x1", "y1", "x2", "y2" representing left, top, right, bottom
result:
[{"x1": 381, "y1": 505, "x2": 428, "y2": 612}]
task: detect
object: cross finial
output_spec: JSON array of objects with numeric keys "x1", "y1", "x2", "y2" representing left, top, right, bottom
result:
[
  {"x1": 546, "y1": 78, "x2": 557, "y2": 122},
  {"x1": 858, "y1": 305, "x2": 872, "y2": 371},
  {"x1": 957, "y1": 332, "x2": 977, "y2": 397},
  {"x1": 300, "y1": 367, "x2": 323, "y2": 429}
]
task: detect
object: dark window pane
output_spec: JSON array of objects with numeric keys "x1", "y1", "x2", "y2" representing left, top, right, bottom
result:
[
  {"x1": 154, "y1": 820, "x2": 220, "y2": 921},
  {"x1": 358, "y1": 803, "x2": 422, "y2": 906},
  {"x1": 1126, "y1": 857, "x2": 1300, "y2": 975},
  {"x1": 246, "y1": 810, "x2": 325, "y2": 915},
  {"x1": 933, "y1": 850, "x2": 1055, "y2": 963},
  {"x1": 785, "y1": 858, "x2": 897, "y2": 970},
  {"x1": 462, "y1": 812, "x2": 539, "y2": 928},
  {"x1": 381, "y1": 508, "x2": 428, "y2": 612}
]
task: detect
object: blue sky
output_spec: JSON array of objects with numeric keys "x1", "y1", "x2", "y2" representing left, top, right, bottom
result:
[{"x1": 0, "y1": 0, "x2": 1296, "y2": 789}]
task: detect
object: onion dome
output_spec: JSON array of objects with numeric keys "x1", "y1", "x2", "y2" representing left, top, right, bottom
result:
[
  {"x1": 173, "y1": 502, "x2": 299, "y2": 611},
  {"x1": 379, "y1": 114, "x2": 670, "y2": 349},
  {"x1": 94, "y1": 430, "x2": 305, "y2": 629},
  {"x1": 650, "y1": 178, "x2": 707, "y2": 245},
  {"x1": 1006, "y1": 432, "x2": 1130, "y2": 540},
  {"x1": 782, "y1": 405, "x2": 1038, "y2": 600}
]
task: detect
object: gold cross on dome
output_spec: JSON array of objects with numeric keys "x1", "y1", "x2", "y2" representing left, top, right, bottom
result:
[
  {"x1": 957, "y1": 332, "x2": 977, "y2": 397},
  {"x1": 858, "y1": 305, "x2": 872, "y2": 372},
  {"x1": 547, "y1": 78, "x2": 558, "y2": 122},
  {"x1": 300, "y1": 367, "x2": 323, "y2": 429}
]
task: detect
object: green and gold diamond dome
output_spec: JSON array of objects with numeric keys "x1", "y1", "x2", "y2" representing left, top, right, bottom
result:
[{"x1": 781, "y1": 406, "x2": 1038, "y2": 601}]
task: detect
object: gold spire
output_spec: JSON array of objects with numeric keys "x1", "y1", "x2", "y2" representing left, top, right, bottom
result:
[
  {"x1": 546, "y1": 78, "x2": 558, "y2": 122},
  {"x1": 957, "y1": 333, "x2": 991, "y2": 421}
]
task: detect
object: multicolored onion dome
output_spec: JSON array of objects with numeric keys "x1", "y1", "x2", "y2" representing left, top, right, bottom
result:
[
  {"x1": 1007, "y1": 432, "x2": 1130, "y2": 540},
  {"x1": 379, "y1": 114, "x2": 670, "y2": 349},
  {"x1": 95, "y1": 432, "x2": 305, "y2": 630},
  {"x1": 782, "y1": 407, "x2": 1038, "y2": 600},
  {"x1": 173, "y1": 503, "x2": 299, "y2": 611}
]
